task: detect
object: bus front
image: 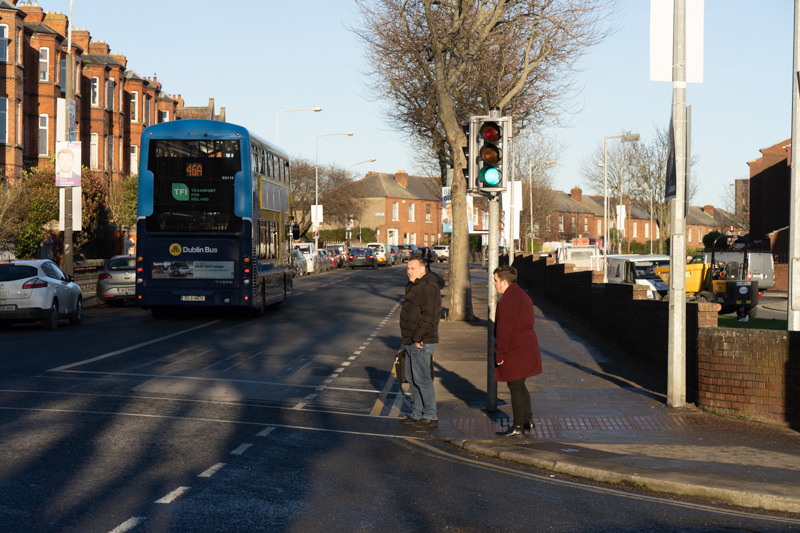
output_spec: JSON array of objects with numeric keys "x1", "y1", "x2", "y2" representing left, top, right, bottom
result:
[{"x1": 135, "y1": 123, "x2": 256, "y2": 312}]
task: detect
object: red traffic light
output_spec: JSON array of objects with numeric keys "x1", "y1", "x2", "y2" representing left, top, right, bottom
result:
[{"x1": 479, "y1": 121, "x2": 501, "y2": 143}]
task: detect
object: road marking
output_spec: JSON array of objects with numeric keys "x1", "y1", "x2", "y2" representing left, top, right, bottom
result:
[
  {"x1": 48, "y1": 320, "x2": 222, "y2": 372},
  {"x1": 108, "y1": 517, "x2": 145, "y2": 533},
  {"x1": 230, "y1": 443, "x2": 252, "y2": 455},
  {"x1": 257, "y1": 427, "x2": 275, "y2": 437},
  {"x1": 155, "y1": 486, "x2": 190, "y2": 504},
  {"x1": 198, "y1": 463, "x2": 226, "y2": 478}
]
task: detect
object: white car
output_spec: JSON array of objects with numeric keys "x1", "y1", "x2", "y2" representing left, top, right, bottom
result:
[
  {"x1": 295, "y1": 243, "x2": 319, "y2": 275},
  {"x1": 432, "y1": 245, "x2": 449, "y2": 262},
  {"x1": 0, "y1": 259, "x2": 83, "y2": 330}
]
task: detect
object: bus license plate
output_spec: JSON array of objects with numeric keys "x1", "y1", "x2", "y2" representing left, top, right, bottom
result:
[
  {"x1": 181, "y1": 295, "x2": 205, "y2": 302},
  {"x1": 0, "y1": 305, "x2": 15, "y2": 311}
]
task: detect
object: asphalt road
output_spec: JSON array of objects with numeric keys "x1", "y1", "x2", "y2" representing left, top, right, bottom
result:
[{"x1": 0, "y1": 264, "x2": 795, "y2": 532}]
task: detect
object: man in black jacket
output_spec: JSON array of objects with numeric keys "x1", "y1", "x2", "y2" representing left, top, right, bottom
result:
[{"x1": 398, "y1": 254, "x2": 444, "y2": 428}]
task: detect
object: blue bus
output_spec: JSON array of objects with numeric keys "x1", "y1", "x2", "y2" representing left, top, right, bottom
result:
[{"x1": 135, "y1": 119, "x2": 296, "y2": 316}]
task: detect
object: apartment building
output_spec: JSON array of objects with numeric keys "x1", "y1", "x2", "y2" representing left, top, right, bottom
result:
[{"x1": 0, "y1": 1, "x2": 186, "y2": 186}]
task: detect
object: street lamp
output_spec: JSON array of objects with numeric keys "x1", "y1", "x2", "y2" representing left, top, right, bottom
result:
[
  {"x1": 315, "y1": 132, "x2": 354, "y2": 250},
  {"x1": 275, "y1": 107, "x2": 322, "y2": 145},
  {"x1": 603, "y1": 133, "x2": 639, "y2": 278},
  {"x1": 528, "y1": 160, "x2": 555, "y2": 254},
  {"x1": 349, "y1": 158, "x2": 376, "y2": 169}
]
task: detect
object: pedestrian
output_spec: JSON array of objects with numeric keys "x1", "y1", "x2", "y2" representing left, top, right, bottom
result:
[
  {"x1": 493, "y1": 265, "x2": 542, "y2": 437},
  {"x1": 398, "y1": 253, "x2": 444, "y2": 428}
]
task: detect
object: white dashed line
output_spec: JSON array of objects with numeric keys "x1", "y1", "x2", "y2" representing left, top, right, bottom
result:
[
  {"x1": 257, "y1": 427, "x2": 275, "y2": 437},
  {"x1": 108, "y1": 517, "x2": 146, "y2": 533},
  {"x1": 155, "y1": 486, "x2": 190, "y2": 504},
  {"x1": 198, "y1": 463, "x2": 226, "y2": 478},
  {"x1": 230, "y1": 443, "x2": 252, "y2": 455}
]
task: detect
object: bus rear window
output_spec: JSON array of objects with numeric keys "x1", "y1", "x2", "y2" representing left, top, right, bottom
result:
[{"x1": 147, "y1": 139, "x2": 242, "y2": 232}]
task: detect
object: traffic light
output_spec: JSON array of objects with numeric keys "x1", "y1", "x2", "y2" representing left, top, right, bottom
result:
[{"x1": 476, "y1": 117, "x2": 508, "y2": 193}]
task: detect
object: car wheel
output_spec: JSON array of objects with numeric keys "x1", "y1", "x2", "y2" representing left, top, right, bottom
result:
[
  {"x1": 42, "y1": 300, "x2": 58, "y2": 330},
  {"x1": 69, "y1": 299, "x2": 83, "y2": 325}
]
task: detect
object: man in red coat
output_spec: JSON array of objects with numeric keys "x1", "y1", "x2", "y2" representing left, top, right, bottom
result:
[{"x1": 493, "y1": 265, "x2": 542, "y2": 436}]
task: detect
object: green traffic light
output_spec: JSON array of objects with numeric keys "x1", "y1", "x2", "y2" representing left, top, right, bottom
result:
[{"x1": 480, "y1": 166, "x2": 501, "y2": 186}]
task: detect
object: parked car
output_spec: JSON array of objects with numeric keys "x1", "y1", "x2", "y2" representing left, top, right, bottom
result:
[
  {"x1": 397, "y1": 244, "x2": 420, "y2": 262},
  {"x1": 432, "y1": 244, "x2": 450, "y2": 262},
  {"x1": 367, "y1": 242, "x2": 392, "y2": 267},
  {"x1": 291, "y1": 249, "x2": 307, "y2": 278},
  {"x1": 295, "y1": 243, "x2": 318, "y2": 275},
  {"x1": 348, "y1": 247, "x2": 378, "y2": 269},
  {"x1": 317, "y1": 250, "x2": 332, "y2": 272},
  {"x1": 327, "y1": 245, "x2": 347, "y2": 268},
  {"x1": 389, "y1": 245, "x2": 400, "y2": 265},
  {"x1": 0, "y1": 259, "x2": 83, "y2": 330},
  {"x1": 96, "y1": 254, "x2": 136, "y2": 306}
]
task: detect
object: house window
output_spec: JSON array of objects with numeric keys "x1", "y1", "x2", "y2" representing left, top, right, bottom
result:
[
  {"x1": 584, "y1": 217, "x2": 588, "y2": 234},
  {"x1": 107, "y1": 135, "x2": 114, "y2": 171},
  {"x1": 15, "y1": 28, "x2": 20, "y2": 64},
  {"x1": 130, "y1": 145, "x2": 138, "y2": 175},
  {"x1": 645, "y1": 222, "x2": 650, "y2": 239},
  {"x1": 425, "y1": 204, "x2": 431, "y2": 223},
  {"x1": 160, "y1": 110, "x2": 169, "y2": 122},
  {"x1": 59, "y1": 56, "x2": 65, "y2": 87},
  {"x1": 0, "y1": 97, "x2": 7, "y2": 143},
  {"x1": 39, "y1": 47, "x2": 49, "y2": 81},
  {"x1": 144, "y1": 97, "x2": 151, "y2": 126},
  {"x1": 108, "y1": 78, "x2": 115, "y2": 111},
  {"x1": 687, "y1": 227, "x2": 692, "y2": 243},
  {"x1": 410, "y1": 233, "x2": 417, "y2": 245},
  {"x1": 558, "y1": 215, "x2": 564, "y2": 232},
  {"x1": 90, "y1": 133, "x2": 98, "y2": 169},
  {"x1": 0, "y1": 25, "x2": 8, "y2": 63},
  {"x1": 392, "y1": 202, "x2": 399, "y2": 221},
  {"x1": 570, "y1": 216, "x2": 576, "y2": 232},
  {"x1": 597, "y1": 219, "x2": 602, "y2": 234},
  {"x1": 546, "y1": 215, "x2": 551, "y2": 231},
  {"x1": 408, "y1": 203, "x2": 415, "y2": 222},
  {"x1": 423, "y1": 234, "x2": 428, "y2": 246},
  {"x1": 633, "y1": 222, "x2": 638, "y2": 238},
  {"x1": 38, "y1": 114, "x2": 48, "y2": 155},
  {"x1": 130, "y1": 91, "x2": 138, "y2": 122},
  {"x1": 90, "y1": 77, "x2": 99, "y2": 106},
  {"x1": 15, "y1": 99, "x2": 21, "y2": 145}
]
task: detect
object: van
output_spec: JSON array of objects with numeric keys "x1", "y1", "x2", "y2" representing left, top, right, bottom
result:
[
  {"x1": 294, "y1": 243, "x2": 318, "y2": 274},
  {"x1": 366, "y1": 242, "x2": 391, "y2": 266},
  {"x1": 606, "y1": 254, "x2": 670, "y2": 300}
]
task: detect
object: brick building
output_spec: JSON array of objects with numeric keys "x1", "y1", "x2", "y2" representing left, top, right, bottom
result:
[
  {"x1": 0, "y1": 1, "x2": 212, "y2": 187},
  {"x1": 747, "y1": 138, "x2": 791, "y2": 257},
  {"x1": 350, "y1": 171, "x2": 446, "y2": 247}
]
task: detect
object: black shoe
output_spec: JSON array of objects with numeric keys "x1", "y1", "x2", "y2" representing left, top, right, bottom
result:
[
  {"x1": 415, "y1": 418, "x2": 438, "y2": 429},
  {"x1": 496, "y1": 425, "x2": 524, "y2": 437},
  {"x1": 399, "y1": 416, "x2": 421, "y2": 425},
  {"x1": 523, "y1": 419, "x2": 535, "y2": 431}
]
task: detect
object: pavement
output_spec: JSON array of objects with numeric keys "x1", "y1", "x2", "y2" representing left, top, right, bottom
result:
[{"x1": 398, "y1": 264, "x2": 800, "y2": 515}]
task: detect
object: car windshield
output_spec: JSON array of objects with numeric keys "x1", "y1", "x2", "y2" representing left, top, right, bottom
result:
[
  {"x1": 633, "y1": 260, "x2": 669, "y2": 279},
  {"x1": 0, "y1": 264, "x2": 38, "y2": 281}
]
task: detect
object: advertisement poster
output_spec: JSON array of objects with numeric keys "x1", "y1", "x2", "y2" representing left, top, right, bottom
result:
[
  {"x1": 442, "y1": 187, "x2": 474, "y2": 234},
  {"x1": 55, "y1": 141, "x2": 82, "y2": 187}
]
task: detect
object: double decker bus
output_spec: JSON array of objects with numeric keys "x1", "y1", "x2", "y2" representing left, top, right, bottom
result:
[{"x1": 135, "y1": 119, "x2": 296, "y2": 316}]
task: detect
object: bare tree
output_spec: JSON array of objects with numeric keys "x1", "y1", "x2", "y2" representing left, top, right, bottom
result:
[
  {"x1": 354, "y1": 0, "x2": 615, "y2": 320},
  {"x1": 290, "y1": 157, "x2": 365, "y2": 238}
]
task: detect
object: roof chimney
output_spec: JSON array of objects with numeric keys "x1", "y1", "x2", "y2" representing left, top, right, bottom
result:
[
  {"x1": 394, "y1": 171, "x2": 408, "y2": 188},
  {"x1": 703, "y1": 204, "x2": 715, "y2": 217},
  {"x1": 570, "y1": 187, "x2": 582, "y2": 203}
]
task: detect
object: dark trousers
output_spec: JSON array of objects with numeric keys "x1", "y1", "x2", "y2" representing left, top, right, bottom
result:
[{"x1": 507, "y1": 378, "x2": 532, "y2": 427}]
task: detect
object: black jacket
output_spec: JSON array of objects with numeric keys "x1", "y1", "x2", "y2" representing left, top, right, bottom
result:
[{"x1": 400, "y1": 271, "x2": 444, "y2": 345}]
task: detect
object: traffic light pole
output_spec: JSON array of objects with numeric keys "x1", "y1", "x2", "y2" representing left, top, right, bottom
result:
[{"x1": 486, "y1": 193, "x2": 500, "y2": 412}]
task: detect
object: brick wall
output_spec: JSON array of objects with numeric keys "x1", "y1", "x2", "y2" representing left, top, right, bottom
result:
[
  {"x1": 697, "y1": 328, "x2": 800, "y2": 428},
  {"x1": 514, "y1": 254, "x2": 799, "y2": 427}
]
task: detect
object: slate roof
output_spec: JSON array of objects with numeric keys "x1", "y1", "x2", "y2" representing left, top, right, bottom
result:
[{"x1": 353, "y1": 172, "x2": 441, "y2": 202}]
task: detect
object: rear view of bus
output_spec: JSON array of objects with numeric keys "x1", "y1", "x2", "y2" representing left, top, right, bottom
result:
[{"x1": 135, "y1": 119, "x2": 292, "y2": 316}]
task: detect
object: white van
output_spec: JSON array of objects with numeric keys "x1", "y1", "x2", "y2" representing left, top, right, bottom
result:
[
  {"x1": 367, "y1": 242, "x2": 391, "y2": 267},
  {"x1": 606, "y1": 254, "x2": 670, "y2": 299},
  {"x1": 294, "y1": 243, "x2": 318, "y2": 274},
  {"x1": 702, "y1": 251, "x2": 775, "y2": 291}
]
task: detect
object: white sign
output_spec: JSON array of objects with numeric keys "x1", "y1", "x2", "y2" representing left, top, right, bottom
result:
[
  {"x1": 311, "y1": 204, "x2": 323, "y2": 224},
  {"x1": 58, "y1": 186, "x2": 82, "y2": 231},
  {"x1": 649, "y1": 0, "x2": 704, "y2": 83}
]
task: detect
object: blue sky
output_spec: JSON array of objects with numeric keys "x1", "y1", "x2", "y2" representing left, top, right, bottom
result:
[{"x1": 51, "y1": 0, "x2": 793, "y2": 208}]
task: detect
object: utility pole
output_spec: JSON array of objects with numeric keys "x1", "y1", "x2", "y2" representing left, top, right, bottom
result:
[
  {"x1": 788, "y1": 0, "x2": 800, "y2": 331},
  {"x1": 667, "y1": 0, "x2": 687, "y2": 407},
  {"x1": 63, "y1": 0, "x2": 75, "y2": 276}
]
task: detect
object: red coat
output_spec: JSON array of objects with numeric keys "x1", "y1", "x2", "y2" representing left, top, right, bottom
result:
[{"x1": 494, "y1": 282, "x2": 542, "y2": 382}]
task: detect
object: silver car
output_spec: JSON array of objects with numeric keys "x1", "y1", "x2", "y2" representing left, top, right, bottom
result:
[
  {"x1": 96, "y1": 255, "x2": 136, "y2": 305},
  {"x1": 0, "y1": 259, "x2": 83, "y2": 330}
]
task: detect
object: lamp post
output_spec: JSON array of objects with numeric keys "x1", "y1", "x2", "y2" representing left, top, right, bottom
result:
[
  {"x1": 275, "y1": 107, "x2": 322, "y2": 145},
  {"x1": 315, "y1": 132, "x2": 354, "y2": 250},
  {"x1": 603, "y1": 133, "x2": 639, "y2": 278}
]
